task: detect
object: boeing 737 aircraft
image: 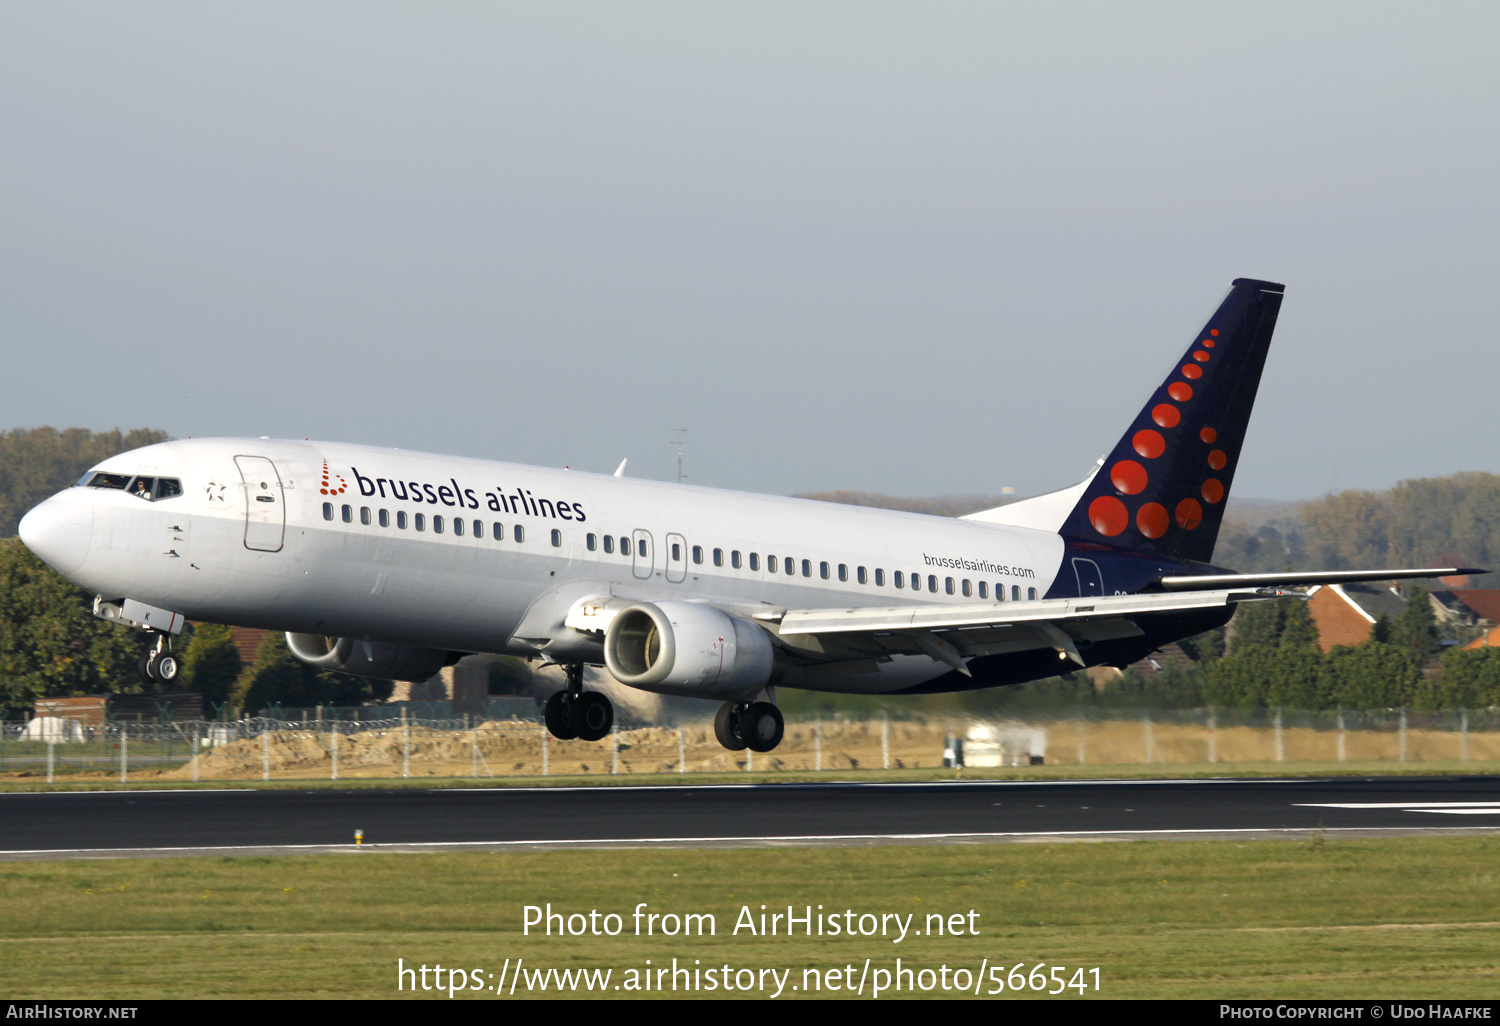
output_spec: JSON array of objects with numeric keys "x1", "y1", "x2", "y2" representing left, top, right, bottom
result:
[{"x1": 18, "y1": 278, "x2": 1482, "y2": 752}]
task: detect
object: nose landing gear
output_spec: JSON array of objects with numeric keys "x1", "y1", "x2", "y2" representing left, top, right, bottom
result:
[
  {"x1": 543, "y1": 664, "x2": 615, "y2": 743},
  {"x1": 714, "y1": 700, "x2": 784, "y2": 753},
  {"x1": 137, "y1": 634, "x2": 179, "y2": 685}
]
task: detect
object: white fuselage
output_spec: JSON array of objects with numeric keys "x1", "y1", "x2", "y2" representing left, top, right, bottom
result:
[{"x1": 24, "y1": 438, "x2": 1067, "y2": 694}]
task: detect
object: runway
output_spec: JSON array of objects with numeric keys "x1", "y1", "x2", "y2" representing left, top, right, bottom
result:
[{"x1": 3, "y1": 776, "x2": 1498, "y2": 859}]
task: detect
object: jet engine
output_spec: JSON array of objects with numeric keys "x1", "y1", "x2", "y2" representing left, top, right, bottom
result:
[
  {"x1": 285, "y1": 633, "x2": 450, "y2": 681},
  {"x1": 603, "y1": 601, "x2": 775, "y2": 700}
]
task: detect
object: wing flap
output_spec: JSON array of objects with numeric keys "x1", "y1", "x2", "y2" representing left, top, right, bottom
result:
[{"x1": 1160, "y1": 567, "x2": 1486, "y2": 591}]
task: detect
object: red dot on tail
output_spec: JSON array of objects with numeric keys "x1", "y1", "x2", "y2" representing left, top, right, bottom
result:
[
  {"x1": 1176, "y1": 499, "x2": 1203, "y2": 530},
  {"x1": 1133, "y1": 429, "x2": 1166, "y2": 459},
  {"x1": 1200, "y1": 427, "x2": 1217, "y2": 443},
  {"x1": 1202, "y1": 478, "x2": 1225, "y2": 504},
  {"x1": 1208, "y1": 449, "x2": 1227, "y2": 471},
  {"x1": 1209, "y1": 329, "x2": 1219, "y2": 337},
  {"x1": 1089, "y1": 496, "x2": 1129, "y2": 537},
  {"x1": 1193, "y1": 350, "x2": 1211, "y2": 362},
  {"x1": 1152, "y1": 403, "x2": 1181, "y2": 428},
  {"x1": 1110, "y1": 460, "x2": 1148, "y2": 495},
  {"x1": 1181, "y1": 364, "x2": 1202, "y2": 380},
  {"x1": 1168, "y1": 382, "x2": 1193, "y2": 402},
  {"x1": 1137, "y1": 502, "x2": 1169, "y2": 539}
]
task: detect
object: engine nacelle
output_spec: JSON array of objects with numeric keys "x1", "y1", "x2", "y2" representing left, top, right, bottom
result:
[
  {"x1": 603, "y1": 601, "x2": 775, "y2": 700},
  {"x1": 285, "y1": 633, "x2": 450, "y2": 681}
]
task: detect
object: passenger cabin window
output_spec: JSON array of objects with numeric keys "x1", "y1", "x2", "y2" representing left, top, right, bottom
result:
[
  {"x1": 620, "y1": 537, "x2": 630, "y2": 556},
  {"x1": 839, "y1": 564, "x2": 848, "y2": 582},
  {"x1": 473, "y1": 520, "x2": 483, "y2": 538},
  {"x1": 713, "y1": 548, "x2": 724, "y2": 567},
  {"x1": 397, "y1": 511, "x2": 408, "y2": 529},
  {"x1": 894, "y1": 571, "x2": 905, "y2": 589},
  {"x1": 978, "y1": 581, "x2": 987, "y2": 599},
  {"x1": 945, "y1": 577, "x2": 955, "y2": 595},
  {"x1": 671, "y1": 542, "x2": 681, "y2": 561},
  {"x1": 415, "y1": 513, "x2": 426, "y2": 532},
  {"x1": 730, "y1": 550, "x2": 740, "y2": 569},
  {"x1": 786, "y1": 557, "x2": 796, "y2": 576},
  {"x1": 453, "y1": 518, "x2": 464, "y2": 537},
  {"x1": 1028, "y1": 587, "x2": 1038, "y2": 600},
  {"x1": 491, "y1": 522, "x2": 502, "y2": 539},
  {"x1": 749, "y1": 553, "x2": 759, "y2": 571},
  {"x1": 692, "y1": 545, "x2": 703, "y2": 564},
  {"x1": 603, "y1": 535, "x2": 614, "y2": 554},
  {"x1": 551, "y1": 528, "x2": 562, "y2": 547},
  {"x1": 928, "y1": 575, "x2": 938, "y2": 593},
  {"x1": 433, "y1": 515, "x2": 445, "y2": 534},
  {"x1": 875, "y1": 569, "x2": 885, "y2": 587},
  {"x1": 767, "y1": 554, "x2": 777, "y2": 573},
  {"x1": 341, "y1": 504, "x2": 352, "y2": 524},
  {"x1": 514, "y1": 525, "x2": 525, "y2": 543},
  {"x1": 360, "y1": 507, "x2": 372, "y2": 526},
  {"x1": 820, "y1": 561, "x2": 830, "y2": 580},
  {"x1": 587, "y1": 533, "x2": 597, "y2": 551},
  {"x1": 1011, "y1": 585, "x2": 1020, "y2": 601},
  {"x1": 322, "y1": 502, "x2": 334, "y2": 521},
  {"x1": 379, "y1": 509, "x2": 390, "y2": 528},
  {"x1": 962, "y1": 579, "x2": 971, "y2": 597},
  {"x1": 856, "y1": 566, "x2": 866, "y2": 584}
]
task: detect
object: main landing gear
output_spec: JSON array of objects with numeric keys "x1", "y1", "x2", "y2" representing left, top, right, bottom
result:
[
  {"x1": 543, "y1": 663, "x2": 614, "y2": 743},
  {"x1": 137, "y1": 633, "x2": 179, "y2": 685},
  {"x1": 715, "y1": 700, "x2": 784, "y2": 753}
]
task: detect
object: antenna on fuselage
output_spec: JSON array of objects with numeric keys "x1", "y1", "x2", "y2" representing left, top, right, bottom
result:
[
  {"x1": 669, "y1": 428, "x2": 688, "y2": 483},
  {"x1": 613, "y1": 459, "x2": 628, "y2": 478}
]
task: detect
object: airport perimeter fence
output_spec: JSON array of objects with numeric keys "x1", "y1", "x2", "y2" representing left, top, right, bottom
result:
[{"x1": 5, "y1": 706, "x2": 1500, "y2": 782}]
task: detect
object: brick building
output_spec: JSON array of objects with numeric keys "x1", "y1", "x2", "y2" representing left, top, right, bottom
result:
[{"x1": 1304, "y1": 583, "x2": 1409, "y2": 652}]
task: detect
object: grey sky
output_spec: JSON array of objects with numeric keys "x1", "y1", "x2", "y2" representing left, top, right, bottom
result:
[{"x1": 2, "y1": 2, "x2": 1495, "y2": 501}]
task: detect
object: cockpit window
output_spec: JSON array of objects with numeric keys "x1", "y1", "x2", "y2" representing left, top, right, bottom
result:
[{"x1": 81, "y1": 473, "x2": 183, "y2": 501}]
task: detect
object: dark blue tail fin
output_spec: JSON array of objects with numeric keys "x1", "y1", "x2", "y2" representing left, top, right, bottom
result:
[{"x1": 1056, "y1": 277, "x2": 1285, "y2": 564}]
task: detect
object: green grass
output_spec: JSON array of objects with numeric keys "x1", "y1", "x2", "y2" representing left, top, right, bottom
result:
[
  {"x1": 2, "y1": 837, "x2": 1498, "y2": 998},
  {"x1": 0, "y1": 759, "x2": 1496, "y2": 792}
]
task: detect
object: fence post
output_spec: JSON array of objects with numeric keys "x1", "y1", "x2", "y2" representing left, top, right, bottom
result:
[
  {"x1": 541, "y1": 720, "x2": 548, "y2": 777},
  {"x1": 746, "y1": 746, "x2": 753, "y2": 773},
  {"x1": 1143, "y1": 711, "x2": 1154, "y2": 764},
  {"x1": 612, "y1": 724, "x2": 620, "y2": 775},
  {"x1": 471, "y1": 726, "x2": 479, "y2": 778},
  {"x1": 1274, "y1": 707, "x2": 1284, "y2": 763},
  {"x1": 192, "y1": 721, "x2": 200, "y2": 784},
  {"x1": 814, "y1": 723, "x2": 822, "y2": 772},
  {"x1": 262, "y1": 723, "x2": 270, "y2": 781},
  {"x1": 881, "y1": 713, "x2": 890, "y2": 771},
  {"x1": 1399, "y1": 708, "x2": 1407, "y2": 763},
  {"x1": 402, "y1": 707, "x2": 410, "y2": 779},
  {"x1": 1207, "y1": 709, "x2": 1216, "y2": 765},
  {"x1": 47, "y1": 730, "x2": 54, "y2": 784},
  {"x1": 1337, "y1": 709, "x2": 1346, "y2": 762},
  {"x1": 120, "y1": 725, "x2": 128, "y2": 783},
  {"x1": 331, "y1": 723, "x2": 338, "y2": 781},
  {"x1": 1461, "y1": 710, "x2": 1469, "y2": 763}
]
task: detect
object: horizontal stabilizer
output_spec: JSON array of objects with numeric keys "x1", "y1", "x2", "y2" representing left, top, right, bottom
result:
[{"x1": 1159, "y1": 568, "x2": 1487, "y2": 592}]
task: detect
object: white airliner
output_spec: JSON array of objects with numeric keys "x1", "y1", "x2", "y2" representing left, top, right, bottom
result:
[{"x1": 18, "y1": 279, "x2": 1480, "y2": 752}]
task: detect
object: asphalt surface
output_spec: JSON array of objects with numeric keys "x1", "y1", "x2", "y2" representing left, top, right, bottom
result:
[{"x1": 2, "y1": 776, "x2": 1499, "y2": 858}]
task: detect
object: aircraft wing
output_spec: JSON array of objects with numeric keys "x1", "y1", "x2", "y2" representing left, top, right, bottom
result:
[
  {"x1": 1158, "y1": 567, "x2": 1486, "y2": 591},
  {"x1": 755, "y1": 587, "x2": 1281, "y2": 674}
]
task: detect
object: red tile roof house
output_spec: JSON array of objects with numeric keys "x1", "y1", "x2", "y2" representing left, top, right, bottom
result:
[{"x1": 1305, "y1": 583, "x2": 1410, "y2": 652}]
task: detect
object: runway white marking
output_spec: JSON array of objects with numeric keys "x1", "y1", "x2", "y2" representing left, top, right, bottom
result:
[{"x1": 1296, "y1": 802, "x2": 1500, "y2": 809}]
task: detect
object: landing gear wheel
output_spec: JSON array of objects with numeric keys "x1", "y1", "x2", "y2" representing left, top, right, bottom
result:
[
  {"x1": 544, "y1": 691, "x2": 578, "y2": 740},
  {"x1": 155, "y1": 654, "x2": 180, "y2": 682},
  {"x1": 743, "y1": 702, "x2": 784, "y2": 753},
  {"x1": 138, "y1": 650, "x2": 158, "y2": 685},
  {"x1": 575, "y1": 692, "x2": 614, "y2": 742},
  {"x1": 714, "y1": 702, "x2": 747, "y2": 751}
]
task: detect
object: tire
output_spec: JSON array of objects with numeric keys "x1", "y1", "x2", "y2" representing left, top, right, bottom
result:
[
  {"x1": 138, "y1": 650, "x2": 158, "y2": 685},
  {"x1": 575, "y1": 692, "x2": 614, "y2": 742},
  {"x1": 714, "y1": 702, "x2": 747, "y2": 751},
  {"x1": 744, "y1": 702, "x2": 784, "y2": 753},
  {"x1": 544, "y1": 691, "x2": 578, "y2": 740},
  {"x1": 155, "y1": 654, "x2": 180, "y2": 682}
]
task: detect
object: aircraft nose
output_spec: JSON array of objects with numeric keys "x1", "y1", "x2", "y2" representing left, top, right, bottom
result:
[{"x1": 18, "y1": 497, "x2": 93, "y2": 577}]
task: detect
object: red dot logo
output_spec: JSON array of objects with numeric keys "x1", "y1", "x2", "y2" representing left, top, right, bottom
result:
[
  {"x1": 1193, "y1": 350, "x2": 1211, "y2": 362},
  {"x1": 1208, "y1": 329, "x2": 1219, "y2": 337},
  {"x1": 1089, "y1": 496, "x2": 1129, "y2": 537},
  {"x1": 1202, "y1": 339, "x2": 1215, "y2": 347},
  {"x1": 1202, "y1": 479, "x2": 1225, "y2": 504},
  {"x1": 1176, "y1": 498, "x2": 1203, "y2": 530},
  {"x1": 1200, "y1": 427, "x2": 1217, "y2": 443},
  {"x1": 1168, "y1": 382, "x2": 1193, "y2": 402},
  {"x1": 1133, "y1": 429, "x2": 1166, "y2": 459},
  {"x1": 1181, "y1": 364, "x2": 1202, "y2": 380},
  {"x1": 1136, "y1": 502, "x2": 1169, "y2": 539},
  {"x1": 1152, "y1": 403, "x2": 1181, "y2": 428},
  {"x1": 1208, "y1": 449, "x2": 1228, "y2": 471},
  {"x1": 1110, "y1": 460, "x2": 1148, "y2": 495}
]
